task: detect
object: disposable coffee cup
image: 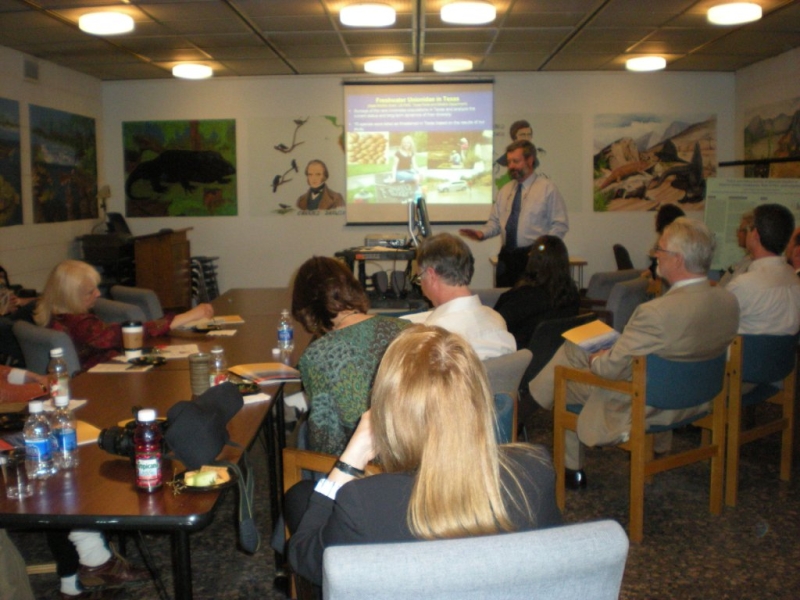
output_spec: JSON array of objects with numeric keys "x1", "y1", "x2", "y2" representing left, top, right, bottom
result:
[
  {"x1": 188, "y1": 352, "x2": 211, "y2": 397},
  {"x1": 1, "y1": 448, "x2": 33, "y2": 500},
  {"x1": 122, "y1": 320, "x2": 144, "y2": 360}
]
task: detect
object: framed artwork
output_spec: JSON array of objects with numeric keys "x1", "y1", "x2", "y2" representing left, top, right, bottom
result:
[
  {"x1": 0, "y1": 97, "x2": 22, "y2": 227},
  {"x1": 30, "y1": 105, "x2": 98, "y2": 223},
  {"x1": 123, "y1": 119, "x2": 237, "y2": 217}
]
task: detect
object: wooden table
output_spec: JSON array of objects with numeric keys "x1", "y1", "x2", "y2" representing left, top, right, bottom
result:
[{"x1": 0, "y1": 289, "x2": 306, "y2": 600}]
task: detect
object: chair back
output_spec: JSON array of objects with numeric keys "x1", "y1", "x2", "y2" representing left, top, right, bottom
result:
[
  {"x1": 521, "y1": 313, "x2": 596, "y2": 389},
  {"x1": 644, "y1": 353, "x2": 726, "y2": 410},
  {"x1": 606, "y1": 277, "x2": 649, "y2": 332},
  {"x1": 12, "y1": 320, "x2": 81, "y2": 376},
  {"x1": 322, "y1": 520, "x2": 629, "y2": 600},
  {"x1": 493, "y1": 393, "x2": 514, "y2": 444},
  {"x1": 740, "y1": 333, "x2": 799, "y2": 384},
  {"x1": 613, "y1": 244, "x2": 634, "y2": 270},
  {"x1": 110, "y1": 285, "x2": 164, "y2": 320},
  {"x1": 584, "y1": 269, "x2": 640, "y2": 302},
  {"x1": 93, "y1": 297, "x2": 146, "y2": 323},
  {"x1": 483, "y1": 349, "x2": 532, "y2": 396}
]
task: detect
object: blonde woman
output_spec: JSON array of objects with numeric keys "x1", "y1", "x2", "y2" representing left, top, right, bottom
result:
[
  {"x1": 392, "y1": 135, "x2": 419, "y2": 184},
  {"x1": 286, "y1": 325, "x2": 562, "y2": 586},
  {"x1": 34, "y1": 260, "x2": 212, "y2": 370}
]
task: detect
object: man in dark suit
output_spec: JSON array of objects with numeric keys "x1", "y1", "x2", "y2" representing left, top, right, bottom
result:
[{"x1": 529, "y1": 218, "x2": 739, "y2": 488}]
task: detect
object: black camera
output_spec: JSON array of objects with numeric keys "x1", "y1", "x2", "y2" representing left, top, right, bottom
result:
[{"x1": 97, "y1": 407, "x2": 169, "y2": 462}]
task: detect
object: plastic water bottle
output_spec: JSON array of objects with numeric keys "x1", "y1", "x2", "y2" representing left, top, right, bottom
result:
[
  {"x1": 209, "y1": 346, "x2": 228, "y2": 387},
  {"x1": 134, "y1": 409, "x2": 163, "y2": 492},
  {"x1": 51, "y1": 396, "x2": 79, "y2": 469},
  {"x1": 277, "y1": 309, "x2": 294, "y2": 352},
  {"x1": 24, "y1": 400, "x2": 57, "y2": 479},
  {"x1": 47, "y1": 347, "x2": 70, "y2": 405}
]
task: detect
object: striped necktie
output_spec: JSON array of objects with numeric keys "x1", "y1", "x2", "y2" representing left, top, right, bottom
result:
[{"x1": 505, "y1": 183, "x2": 522, "y2": 250}]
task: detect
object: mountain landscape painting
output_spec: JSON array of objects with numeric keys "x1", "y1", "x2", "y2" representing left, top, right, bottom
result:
[
  {"x1": 744, "y1": 96, "x2": 800, "y2": 178},
  {"x1": 593, "y1": 113, "x2": 716, "y2": 212}
]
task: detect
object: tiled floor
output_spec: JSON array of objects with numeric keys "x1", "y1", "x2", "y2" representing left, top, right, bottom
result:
[{"x1": 11, "y1": 408, "x2": 800, "y2": 599}]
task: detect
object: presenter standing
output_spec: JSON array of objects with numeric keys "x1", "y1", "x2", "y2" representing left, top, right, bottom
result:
[{"x1": 460, "y1": 140, "x2": 568, "y2": 287}]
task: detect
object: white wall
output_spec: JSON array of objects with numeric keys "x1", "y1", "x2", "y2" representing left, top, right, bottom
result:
[
  {"x1": 0, "y1": 46, "x2": 103, "y2": 289},
  {"x1": 17, "y1": 41, "x2": 798, "y2": 292},
  {"x1": 101, "y1": 70, "x2": 735, "y2": 291}
]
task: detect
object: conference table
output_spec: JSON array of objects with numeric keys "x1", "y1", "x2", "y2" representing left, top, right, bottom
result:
[{"x1": 0, "y1": 289, "x2": 308, "y2": 600}]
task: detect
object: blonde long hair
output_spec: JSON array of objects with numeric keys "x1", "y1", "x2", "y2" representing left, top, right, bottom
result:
[
  {"x1": 34, "y1": 260, "x2": 100, "y2": 326},
  {"x1": 371, "y1": 325, "x2": 525, "y2": 539}
]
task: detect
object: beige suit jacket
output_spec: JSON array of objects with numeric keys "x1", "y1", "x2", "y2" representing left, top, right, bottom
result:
[{"x1": 531, "y1": 279, "x2": 739, "y2": 447}]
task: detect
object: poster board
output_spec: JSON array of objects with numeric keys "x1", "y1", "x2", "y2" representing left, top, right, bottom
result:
[{"x1": 704, "y1": 178, "x2": 800, "y2": 270}]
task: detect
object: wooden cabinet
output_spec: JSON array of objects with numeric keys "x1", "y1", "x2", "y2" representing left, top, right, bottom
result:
[{"x1": 134, "y1": 228, "x2": 192, "y2": 311}]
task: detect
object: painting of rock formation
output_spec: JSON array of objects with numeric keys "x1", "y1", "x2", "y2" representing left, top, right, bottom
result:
[
  {"x1": 593, "y1": 113, "x2": 717, "y2": 212},
  {"x1": 744, "y1": 96, "x2": 800, "y2": 178}
]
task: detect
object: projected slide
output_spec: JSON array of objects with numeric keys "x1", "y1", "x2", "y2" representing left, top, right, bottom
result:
[{"x1": 344, "y1": 82, "x2": 493, "y2": 224}]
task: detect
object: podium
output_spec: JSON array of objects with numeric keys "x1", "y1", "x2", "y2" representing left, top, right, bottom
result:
[{"x1": 134, "y1": 228, "x2": 192, "y2": 311}]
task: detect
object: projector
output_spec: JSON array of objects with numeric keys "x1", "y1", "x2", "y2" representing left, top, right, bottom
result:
[{"x1": 364, "y1": 234, "x2": 408, "y2": 248}]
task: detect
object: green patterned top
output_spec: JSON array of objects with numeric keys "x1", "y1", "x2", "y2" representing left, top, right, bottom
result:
[{"x1": 298, "y1": 315, "x2": 410, "y2": 455}]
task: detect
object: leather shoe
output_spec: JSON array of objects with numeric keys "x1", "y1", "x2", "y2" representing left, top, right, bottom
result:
[
  {"x1": 79, "y1": 551, "x2": 149, "y2": 589},
  {"x1": 565, "y1": 468, "x2": 587, "y2": 490}
]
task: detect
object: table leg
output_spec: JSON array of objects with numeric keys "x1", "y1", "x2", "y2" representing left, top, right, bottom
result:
[{"x1": 171, "y1": 530, "x2": 193, "y2": 600}]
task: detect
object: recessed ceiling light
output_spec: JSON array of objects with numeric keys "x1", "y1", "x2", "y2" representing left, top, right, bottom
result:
[
  {"x1": 340, "y1": 3, "x2": 396, "y2": 27},
  {"x1": 364, "y1": 58, "x2": 404, "y2": 74},
  {"x1": 172, "y1": 64, "x2": 213, "y2": 79},
  {"x1": 433, "y1": 58, "x2": 473, "y2": 73},
  {"x1": 78, "y1": 12, "x2": 134, "y2": 35},
  {"x1": 626, "y1": 56, "x2": 667, "y2": 72},
  {"x1": 707, "y1": 2, "x2": 763, "y2": 25},
  {"x1": 441, "y1": 1, "x2": 496, "y2": 25}
]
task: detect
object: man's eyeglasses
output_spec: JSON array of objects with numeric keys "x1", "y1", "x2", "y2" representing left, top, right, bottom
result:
[{"x1": 654, "y1": 246, "x2": 678, "y2": 256}]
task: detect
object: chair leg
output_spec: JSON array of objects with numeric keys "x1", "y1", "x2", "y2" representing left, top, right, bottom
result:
[
  {"x1": 553, "y1": 371, "x2": 567, "y2": 511},
  {"x1": 780, "y1": 385, "x2": 794, "y2": 481},
  {"x1": 725, "y1": 398, "x2": 743, "y2": 508},
  {"x1": 629, "y1": 443, "x2": 645, "y2": 544}
]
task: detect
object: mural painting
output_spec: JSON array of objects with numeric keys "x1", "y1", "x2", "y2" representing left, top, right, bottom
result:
[
  {"x1": 123, "y1": 119, "x2": 237, "y2": 217},
  {"x1": 30, "y1": 105, "x2": 98, "y2": 223},
  {"x1": 0, "y1": 97, "x2": 21, "y2": 227},
  {"x1": 744, "y1": 96, "x2": 800, "y2": 178},
  {"x1": 593, "y1": 113, "x2": 717, "y2": 212}
]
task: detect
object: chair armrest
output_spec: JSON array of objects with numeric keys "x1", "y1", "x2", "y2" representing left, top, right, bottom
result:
[{"x1": 554, "y1": 365, "x2": 634, "y2": 396}]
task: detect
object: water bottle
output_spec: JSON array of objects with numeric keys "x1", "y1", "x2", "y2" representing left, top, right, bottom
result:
[
  {"x1": 134, "y1": 409, "x2": 163, "y2": 492},
  {"x1": 51, "y1": 396, "x2": 79, "y2": 469},
  {"x1": 47, "y1": 347, "x2": 70, "y2": 405},
  {"x1": 24, "y1": 400, "x2": 57, "y2": 479},
  {"x1": 277, "y1": 309, "x2": 294, "y2": 352},
  {"x1": 209, "y1": 346, "x2": 228, "y2": 387}
]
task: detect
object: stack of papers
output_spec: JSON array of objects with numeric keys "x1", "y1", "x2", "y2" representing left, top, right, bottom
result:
[
  {"x1": 562, "y1": 320, "x2": 620, "y2": 354},
  {"x1": 228, "y1": 363, "x2": 301, "y2": 385}
]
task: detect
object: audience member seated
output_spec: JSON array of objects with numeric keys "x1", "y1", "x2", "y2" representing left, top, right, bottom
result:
[
  {"x1": 0, "y1": 369, "x2": 147, "y2": 598},
  {"x1": 719, "y1": 210, "x2": 754, "y2": 287},
  {"x1": 494, "y1": 235, "x2": 580, "y2": 349},
  {"x1": 529, "y1": 218, "x2": 739, "y2": 489},
  {"x1": 292, "y1": 256, "x2": 409, "y2": 455},
  {"x1": 0, "y1": 364, "x2": 47, "y2": 403},
  {"x1": 726, "y1": 204, "x2": 800, "y2": 334},
  {"x1": 33, "y1": 260, "x2": 213, "y2": 370},
  {"x1": 787, "y1": 226, "x2": 800, "y2": 276},
  {"x1": 403, "y1": 233, "x2": 516, "y2": 359},
  {"x1": 286, "y1": 325, "x2": 562, "y2": 587},
  {"x1": 644, "y1": 204, "x2": 684, "y2": 280}
]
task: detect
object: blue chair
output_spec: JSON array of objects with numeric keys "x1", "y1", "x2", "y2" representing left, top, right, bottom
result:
[
  {"x1": 12, "y1": 320, "x2": 82, "y2": 376},
  {"x1": 493, "y1": 393, "x2": 514, "y2": 444},
  {"x1": 723, "y1": 333, "x2": 798, "y2": 506},
  {"x1": 110, "y1": 285, "x2": 164, "y2": 320},
  {"x1": 93, "y1": 297, "x2": 146, "y2": 323},
  {"x1": 484, "y1": 349, "x2": 533, "y2": 443},
  {"x1": 553, "y1": 351, "x2": 728, "y2": 542}
]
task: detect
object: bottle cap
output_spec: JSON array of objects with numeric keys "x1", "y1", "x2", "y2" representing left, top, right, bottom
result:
[
  {"x1": 29, "y1": 400, "x2": 44, "y2": 413},
  {"x1": 54, "y1": 396, "x2": 70, "y2": 408},
  {"x1": 281, "y1": 309, "x2": 290, "y2": 316},
  {"x1": 211, "y1": 346, "x2": 224, "y2": 355},
  {"x1": 50, "y1": 347, "x2": 64, "y2": 358},
  {"x1": 271, "y1": 347, "x2": 280, "y2": 356},
  {"x1": 137, "y1": 408, "x2": 157, "y2": 422}
]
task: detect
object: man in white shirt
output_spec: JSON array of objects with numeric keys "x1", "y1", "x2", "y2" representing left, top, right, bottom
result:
[
  {"x1": 405, "y1": 233, "x2": 516, "y2": 360},
  {"x1": 727, "y1": 204, "x2": 800, "y2": 335}
]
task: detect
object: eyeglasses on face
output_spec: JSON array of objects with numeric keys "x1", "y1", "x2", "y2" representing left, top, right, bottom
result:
[{"x1": 654, "y1": 246, "x2": 678, "y2": 256}]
